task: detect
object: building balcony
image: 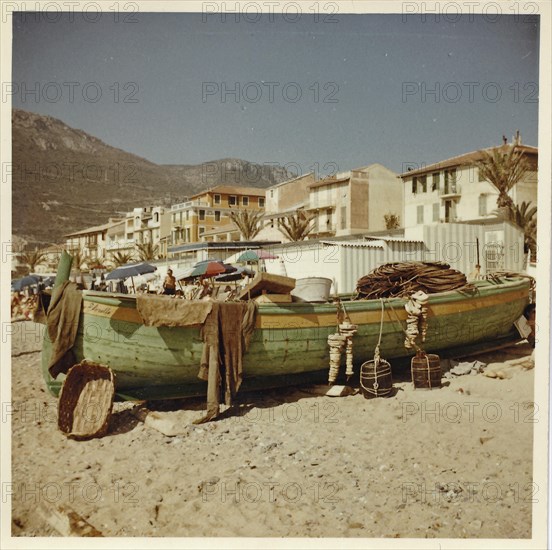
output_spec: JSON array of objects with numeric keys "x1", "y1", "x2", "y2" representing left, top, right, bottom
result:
[
  {"x1": 106, "y1": 238, "x2": 135, "y2": 251},
  {"x1": 306, "y1": 202, "x2": 337, "y2": 211},
  {"x1": 171, "y1": 200, "x2": 209, "y2": 211},
  {"x1": 439, "y1": 183, "x2": 461, "y2": 198}
]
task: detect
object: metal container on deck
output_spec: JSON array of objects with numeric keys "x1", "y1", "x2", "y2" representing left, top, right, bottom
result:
[
  {"x1": 291, "y1": 277, "x2": 333, "y2": 303},
  {"x1": 411, "y1": 352, "x2": 442, "y2": 389}
]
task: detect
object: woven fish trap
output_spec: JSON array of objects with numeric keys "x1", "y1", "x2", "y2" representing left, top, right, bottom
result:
[{"x1": 58, "y1": 361, "x2": 115, "y2": 439}]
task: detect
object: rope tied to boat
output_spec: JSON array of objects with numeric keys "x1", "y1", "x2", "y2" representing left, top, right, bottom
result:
[
  {"x1": 385, "y1": 297, "x2": 424, "y2": 354},
  {"x1": 372, "y1": 299, "x2": 385, "y2": 390},
  {"x1": 360, "y1": 298, "x2": 392, "y2": 397}
]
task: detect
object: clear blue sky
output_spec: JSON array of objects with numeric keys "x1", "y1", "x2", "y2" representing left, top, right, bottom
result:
[{"x1": 12, "y1": 12, "x2": 539, "y2": 175}]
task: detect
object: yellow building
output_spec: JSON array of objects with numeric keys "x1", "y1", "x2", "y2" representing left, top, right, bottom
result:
[{"x1": 169, "y1": 185, "x2": 266, "y2": 246}]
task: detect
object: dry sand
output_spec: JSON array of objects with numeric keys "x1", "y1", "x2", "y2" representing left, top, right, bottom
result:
[{"x1": 10, "y1": 321, "x2": 536, "y2": 538}]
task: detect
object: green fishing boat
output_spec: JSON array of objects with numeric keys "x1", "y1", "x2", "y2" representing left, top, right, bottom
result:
[{"x1": 41, "y1": 254, "x2": 532, "y2": 401}]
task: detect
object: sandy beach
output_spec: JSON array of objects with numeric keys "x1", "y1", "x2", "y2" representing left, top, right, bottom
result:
[{"x1": 10, "y1": 320, "x2": 536, "y2": 539}]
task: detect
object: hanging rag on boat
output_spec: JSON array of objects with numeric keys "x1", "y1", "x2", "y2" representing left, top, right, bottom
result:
[
  {"x1": 46, "y1": 281, "x2": 83, "y2": 378},
  {"x1": 136, "y1": 295, "x2": 214, "y2": 327},
  {"x1": 194, "y1": 301, "x2": 257, "y2": 424}
]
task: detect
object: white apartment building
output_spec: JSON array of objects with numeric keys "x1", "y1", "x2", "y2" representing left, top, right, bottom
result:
[{"x1": 399, "y1": 138, "x2": 538, "y2": 228}]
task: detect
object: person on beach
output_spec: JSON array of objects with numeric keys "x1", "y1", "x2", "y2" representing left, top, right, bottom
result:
[
  {"x1": 11, "y1": 292, "x2": 22, "y2": 318},
  {"x1": 163, "y1": 269, "x2": 176, "y2": 295},
  {"x1": 98, "y1": 274, "x2": 107, "y2": 292}
]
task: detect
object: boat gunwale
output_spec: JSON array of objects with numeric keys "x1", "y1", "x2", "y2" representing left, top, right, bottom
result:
[{"x1": 79, "y1": 276, "x2": 531, "y2": 314}]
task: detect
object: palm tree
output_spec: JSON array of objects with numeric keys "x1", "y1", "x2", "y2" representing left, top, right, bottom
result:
[
  {"x1": 511, "y1": 201, "x2": 537, "y2": 260},
  {"x1": 66, "y1": 248, "x2": 90, "y2": 271},
  {"x1": 136, "y1": 242, "x2": 159, "y2": 261},
  {"x1": 384, "y1": 213, "x2": 401, "y2": 230},
  {"x1": 112, "y1": 251, "x2": 135, "y2": 266},
  {"x1": 88, "y1": 255, "x2": 108, "y2": 270},
  {"x1": 475, "y1": 145, "x2": 530, "y2": 216},
  {"x1": 278, "y1": 210, "x2": 314, "y2": 242},
  {"x1": 229, "y1": 209, "x2": 264, "y2": 240},
  {"x1": 17, "y1": 248, "x2": 47, "y2": 274}
]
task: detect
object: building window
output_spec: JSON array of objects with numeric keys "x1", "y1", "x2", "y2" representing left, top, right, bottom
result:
[
  {"x1": 444, "y1": 169, "x2": 457, "y2": 193},
  {"x1": 154, "y1": 212, "x2": 159, "y2": 223},
  {"x1": 199, "y1": 210, "x2": 205, "y2": 221},
  {"x1": 431, "y1": 172, "x2": 440, "y2": 192},
  {"x1": 229, "y1": 195, "x2": 237, "y2": 206},
  {"x1": 432, "y1": 203, "x2": 439, "y2": 222},
  {"x1": 420, "y1": 175, "x2": 427, "y2": 193},
  {"x1": 312, "y1": 216, "x2": 319, "y2": 233},
  {"x1": 270, "y1": 190, "x2": 274, "y2": 198},
  {"x1": 198, "y1": 227, "x2": 205, "y2": 235},
  {"x1": 478, "y1": 168, "x2": 486, "y2": 182},
  {"x1": 259, "y1": 197, "x2": 265, "y2": 207},
  {"x1": 214, "y1": 211, "x2": 221, "y2": 222},
  {"x1": 411, "y1": 177, "x2": 417, "y2": 194},
  {"x1": 242, "y1": 196, "x2": 249, "y2": 206},
  {"x1": 185, "y1": 228, "x2": 191, "y2": 242},
  {"x1": 340, "y1": 206, "x2": 347, "y2": 229},
  {"x1": 417, "y1": 205, "x2": 424, "y2": 224},
  {"x1": 186, "y1": 210, "x2": 189, "y2": 221},
  {"x1": 479, "y1": 195, "x2": 487, "y2": 216},
  {"x1": 214, "y1": 194, "x2": 221, "y2": 205}
]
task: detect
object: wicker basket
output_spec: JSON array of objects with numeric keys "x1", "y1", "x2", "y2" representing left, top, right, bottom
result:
[{"x1": 58, "y1": 361, "x2": 115, "y2": 439}]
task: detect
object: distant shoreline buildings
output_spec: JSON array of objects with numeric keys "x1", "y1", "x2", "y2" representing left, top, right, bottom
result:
[{"x1": 17, "y1": 135, "x2": 538, "y2": 277}]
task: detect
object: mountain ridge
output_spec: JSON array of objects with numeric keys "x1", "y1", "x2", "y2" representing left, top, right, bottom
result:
[{"x1": 12, "y1": 109, "x2": 292, "y2": 247}]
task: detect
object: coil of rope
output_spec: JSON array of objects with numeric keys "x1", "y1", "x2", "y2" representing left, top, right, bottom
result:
[{"x1": 354, "y1": 261, "x2": 475, "y2": 300}]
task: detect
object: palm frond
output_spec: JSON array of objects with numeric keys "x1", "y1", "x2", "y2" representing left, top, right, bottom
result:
[
  {"x1": 229, "y1": 209, "x2": 263, "y2": 240},
  {"x1": 278, "y1": 210, "x2": 314, "y2": 242},
  {"x1": 112, "y1": 251, "x2": 135, "y2": 266},
  {"x1": 475, "y1": 145, "x2": 530, "y2": 210},
  {"x1": 16, "y1": 249, "x2": 47, "y2": 273},
  {"x1": 136, "y1": 242, "x2": 159, "y2": 261}
]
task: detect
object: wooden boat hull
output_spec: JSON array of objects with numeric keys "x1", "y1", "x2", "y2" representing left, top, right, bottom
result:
[{"x1": 41, "y1": 277, "x2": 530, "y2": 400}]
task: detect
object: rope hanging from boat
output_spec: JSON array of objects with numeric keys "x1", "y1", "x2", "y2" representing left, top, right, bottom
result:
[
  {"x1": 385, "y1": 298, "x2": 423, "y2": 354},
  {"x1": 360, "y1": 298, "x2": 392, "y2": 397},
  {"x1": 354, "y1": 261, "x2": 474, "y2": 300},
  {"x1": 373, "y1": 298, "x2": 384, "y2": 366}
]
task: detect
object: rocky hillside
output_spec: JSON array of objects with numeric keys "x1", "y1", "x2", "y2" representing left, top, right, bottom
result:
[{"x1": 12, "y1": 109, "x2": 291, "y2": 247}]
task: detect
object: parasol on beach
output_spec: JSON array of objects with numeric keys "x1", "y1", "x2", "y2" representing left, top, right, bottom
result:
[
  {"x1": 12, "y1": 275, "x2": 41, "y2": 291},
  {"x1": 180, "y1": 261, "x2": 237, "y2": 281},
  {"x1": 105, "y1": 262, "x2": 157, "y2": 293},
  {"x1": 214, "y1": 266, "x2": 255, "y2": 282},
  {"x1": 226, "y1": 249, "x2": 278, "y2": 264}
]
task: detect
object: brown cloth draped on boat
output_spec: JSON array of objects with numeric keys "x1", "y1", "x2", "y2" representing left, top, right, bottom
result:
[
  {"x1": 46, "y1": 281, "x2": 83, "y2": 378},
  {"x1": 135, "y1": 295, "x2": 257, "y2": 423},
  {"x1": 194, "y1": 301, "x2": 257, "y2": 424},
  {"x1": 136, "y1": 295, "x2": 213, "y2": 327}
]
